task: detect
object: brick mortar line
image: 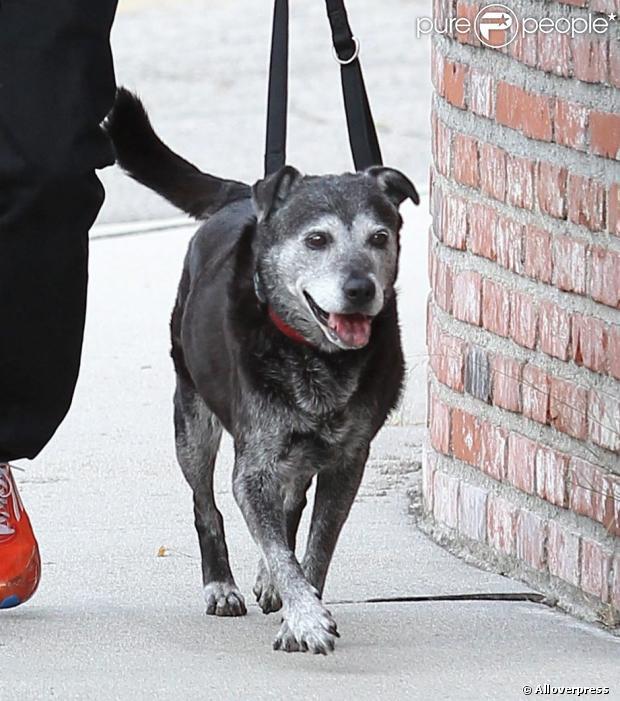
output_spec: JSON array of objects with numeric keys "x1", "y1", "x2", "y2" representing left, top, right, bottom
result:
[
  {"x1": 430, "y1": 226, "x2": 620, "y2": 325},
  {"x1": 433, "y1": 94, "x2": 620, "y2": 186},
  {"x1": 429, "y1": 293, "x2": 619, "y2": 399},
  {"x1": 426, "y1": 448, "x2": 619, "y2": 550},
  {"x1": 429, "y1": 292, "x2": 620, "y2": 412},
  {"x1": 431, "y1": 166, "x2": 620, "y2": 256},
  {"x1": 429, "y1": 361, "x2": 620, "y2": 474},
  {"x1": 432, "y1": 20, "x2": 619, "y2": 110}
]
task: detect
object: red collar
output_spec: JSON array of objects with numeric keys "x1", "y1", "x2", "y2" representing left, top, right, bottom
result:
[{"x1": 268, "y1": 307, "x2": 314, "y2": 347}]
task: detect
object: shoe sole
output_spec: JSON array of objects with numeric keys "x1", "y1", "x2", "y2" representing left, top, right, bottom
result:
[
  {"x1": 0, "y1": 550, "x2": 41, "y2": 610},
  {"x1": 0, "y1": 594, "x2": 22, "y2": 609}
]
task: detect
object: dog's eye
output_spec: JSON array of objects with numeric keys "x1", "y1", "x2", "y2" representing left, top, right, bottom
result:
[
  {"x1": 368, "y1": 231, "x2": 389, "y2": 248},
  {"x1": 305, "y1": 232, "x2": 331, "y2": 250}
]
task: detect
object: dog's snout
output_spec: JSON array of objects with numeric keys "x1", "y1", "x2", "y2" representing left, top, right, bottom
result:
[{"x1": 343, "y1": 276, "x2": 376, "y2": 304}]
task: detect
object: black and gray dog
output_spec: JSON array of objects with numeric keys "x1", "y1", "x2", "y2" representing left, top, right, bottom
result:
[{"x1": 105, "y1": 89, "x2": 419, "y2": 654}]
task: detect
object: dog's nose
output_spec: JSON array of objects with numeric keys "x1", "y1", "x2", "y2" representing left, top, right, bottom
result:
[{"x1": 343, "y1": 276, "x2": 376, "y2": 304}]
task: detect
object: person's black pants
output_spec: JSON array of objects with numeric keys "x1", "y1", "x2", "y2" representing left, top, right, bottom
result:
[{"x1": 0, "y1": 1, "x2": 118, "y2": 461}]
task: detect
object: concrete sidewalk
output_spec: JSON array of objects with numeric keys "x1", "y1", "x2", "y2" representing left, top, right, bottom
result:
[{"x1": 1, "y1": 216, "x2": 618, "y2": 700}]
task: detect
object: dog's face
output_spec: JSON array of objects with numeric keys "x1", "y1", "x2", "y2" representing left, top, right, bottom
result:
[{"x1": 252, "y1": 166, "x2": 419, "y2": 352}]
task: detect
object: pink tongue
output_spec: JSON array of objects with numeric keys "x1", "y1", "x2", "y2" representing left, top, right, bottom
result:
[{"x1": 328, "y1": 313, "x2": 372, "y2": 347}]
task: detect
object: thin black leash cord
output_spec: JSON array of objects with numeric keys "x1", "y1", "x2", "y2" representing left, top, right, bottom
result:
[{"x1": 264, "y1": 0, "x2": 383, "y2": 177}]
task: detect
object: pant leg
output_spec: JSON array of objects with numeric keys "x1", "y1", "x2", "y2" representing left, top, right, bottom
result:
[{"x1": 0, "y1": 0, "x2": 118, "y2": 461}]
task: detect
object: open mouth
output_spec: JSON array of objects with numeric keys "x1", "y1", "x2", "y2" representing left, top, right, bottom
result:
[{"x1": 303, "y1": 292, "x2": 373, "y2": 349}]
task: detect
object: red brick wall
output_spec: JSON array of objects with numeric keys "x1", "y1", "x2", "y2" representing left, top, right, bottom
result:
[{"x1": 425, "y1": 0, "x2": 620, "y2": 627}]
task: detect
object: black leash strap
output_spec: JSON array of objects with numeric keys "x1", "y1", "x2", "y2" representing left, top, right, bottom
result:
[
  {"x1": 264, "y1": 0, "x2": 383, "y2": 176},
  {"x1": 264, "y1": 0, "x2": 289, "y2": 176},
  {"x1": 325, "y1": 0, "x2": 383, "y2": 171}
]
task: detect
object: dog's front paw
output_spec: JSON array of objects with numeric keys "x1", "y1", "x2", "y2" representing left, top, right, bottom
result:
[
  {"x1": 204, "y1": 582, "x2": 247, "y2": 617},
  {"x1": 253, "y1": 561, "x2": 282, "y2": 614},
  {"x1": 273, "y1": 593, "x2": 339, "y2": 654}
]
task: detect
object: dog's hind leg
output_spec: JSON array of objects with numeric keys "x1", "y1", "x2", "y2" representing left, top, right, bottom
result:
[
  {"x1": 253, "y1": 476, "x2": 311, "y2": 614},
  {"x1": 174, "y1": 376, "x2": 246, "y2": 617},
  {"x1": 301, "y1": 451, "x2": 367, "y2": 597}
]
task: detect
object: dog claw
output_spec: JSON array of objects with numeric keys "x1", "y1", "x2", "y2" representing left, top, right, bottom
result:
[
  {"x1": 204, "y1": 582, "x2": 246, "y2": 617},
  {"x1": 255, "y1": 586, "x2": 282, "y2": 614},
  {"x1": 272, "y1": 598, "x2": 339, "y2": 654},
  {"x1": 253, "y1": 563, "x2": 282, "y2": 614}
]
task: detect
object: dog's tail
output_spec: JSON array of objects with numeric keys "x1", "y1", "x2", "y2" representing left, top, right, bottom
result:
[{"x1": 103, "y1": 88, "x2": 251, "y2": 219}]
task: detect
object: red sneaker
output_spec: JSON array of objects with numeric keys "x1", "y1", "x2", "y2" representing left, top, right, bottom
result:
[{"x1": 0, "y1": 464, "x2": 41, "y2": 609}]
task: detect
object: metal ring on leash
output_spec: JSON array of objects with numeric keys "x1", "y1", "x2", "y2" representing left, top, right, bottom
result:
[{"x1": 332, "y1": 37, "x2": 360, "y2": 65}]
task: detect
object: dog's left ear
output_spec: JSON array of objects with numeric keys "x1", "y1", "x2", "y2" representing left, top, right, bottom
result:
[
  {"x1": 252, "y1": 165, "x2": 303, "y2": 221},
  {"x1": 365, "y1": 166, "x2": 420, "y2": 207}
]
